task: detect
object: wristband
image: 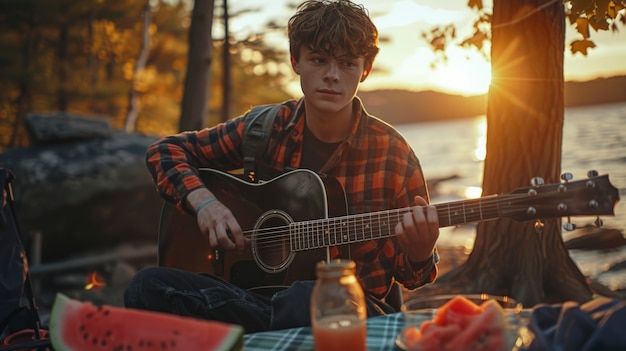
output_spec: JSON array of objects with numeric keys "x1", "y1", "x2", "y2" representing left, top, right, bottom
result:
[{"x1": 195, "y1": 198, "x2": 218, "y2": 214}]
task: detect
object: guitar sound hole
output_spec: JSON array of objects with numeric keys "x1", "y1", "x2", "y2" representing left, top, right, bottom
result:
[
  {"x1": 252, "y1": 209, "x2": 295, "y2": 273},
  {"x1": 257, "y1": 217, "x2": 288, "y2": 266}
]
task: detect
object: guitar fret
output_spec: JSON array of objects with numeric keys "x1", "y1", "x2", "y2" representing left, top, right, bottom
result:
[
  {"x1": 363, "y1": 215, "x2": 368, "y2": 240},
  {"x1": 313, "y1": 221, "x2": 324, "y2": 247},
  {"x1": 304, "y1": 221, "x2": 311, "y2": 250},
  {"x1": 292, "y1": 222, "x2": 300, "y2": 251},
  {"x1": 465, "y1": 198, "x2": 483, "y2": 223},
  {"x1": 307, "y1": 220, "x2": 313, "y2": 249},
  {"x1": 383, "y1": 212, "x2": 391, "y2": 239}
]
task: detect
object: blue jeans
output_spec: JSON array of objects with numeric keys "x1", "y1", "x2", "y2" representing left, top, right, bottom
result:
[{"x1": 123, "y1": 267, "x2": 394, "y2": 333}]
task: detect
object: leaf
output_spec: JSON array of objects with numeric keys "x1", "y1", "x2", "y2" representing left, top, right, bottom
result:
[
  {"x1": 575, "y1": 17, "x2": 590, "y2": 38},
  {"x1": 570, "y1": 39, "x2": 597, "y2": 55},
  {"x1": 608, "y1": 0, "x2": 626, "y2": 19},
  {"x1": 589, "y1": 14, "x2": 610, "y2": 31},
  {"x1": 569, "y1": 0, "x2": 595, "y2": 16},
  {"x1": 467, "y1": 0, "x2": 483, "y2": 11},
  {"x1": 595, "y1": 0, "x2": 612, "y2": 18}
]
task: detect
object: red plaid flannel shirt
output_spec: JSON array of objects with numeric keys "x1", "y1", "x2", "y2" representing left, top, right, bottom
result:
[{"x1": 146, "y1": 97, "x2": 437, "y2": 299}]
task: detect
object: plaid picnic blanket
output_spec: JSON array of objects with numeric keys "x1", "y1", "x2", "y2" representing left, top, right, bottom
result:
[{"x1": 243, "y1": 313, "x2": 404, "y2": 351}]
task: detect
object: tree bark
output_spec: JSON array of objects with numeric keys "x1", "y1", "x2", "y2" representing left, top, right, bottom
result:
[
  {"x1": 124, "y1": 1, "x2": 152, "y2": 133},
  {"x1": 422, "y1": 0, "x2": 593, "y2": 308},
  {"x1": 221, "y1": 0, "x2": 232, "y2": 124},
  {"x1": 57, "y1": 24, "x2": 69, "y2": 112},
  {"x1": 179, "y1": 0, "x2": 215, "y2": 132}
]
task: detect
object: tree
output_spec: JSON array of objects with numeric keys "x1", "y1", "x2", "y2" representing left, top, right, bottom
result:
[
  {"x1": 419, "y1": 0, "x2": 625, "y2": 307},
  {"x1": 124, "y1": 1, "x2": 152, "y2": 132},
  {"x1": 178, "y1": 0, "x2": 214, "y2": 132}
]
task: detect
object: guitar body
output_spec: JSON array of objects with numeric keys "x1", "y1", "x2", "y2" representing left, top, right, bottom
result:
[{"x1": 158, "y1": 169, "x2": 348, "y2": 289}]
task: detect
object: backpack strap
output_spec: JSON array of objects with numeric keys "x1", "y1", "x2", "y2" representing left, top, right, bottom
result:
[{"x1": 242, "y1": 104, "x2": 282, "y2": 183}]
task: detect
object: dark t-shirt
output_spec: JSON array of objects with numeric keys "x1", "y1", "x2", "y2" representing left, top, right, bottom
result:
[{"x1": 300, "y1": 124, "x2": 341, "y2": 172}]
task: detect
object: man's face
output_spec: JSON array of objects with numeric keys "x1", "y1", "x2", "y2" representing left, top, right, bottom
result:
[{"x1": 291, "y1": 47, "x2": 371, "y2": 114}]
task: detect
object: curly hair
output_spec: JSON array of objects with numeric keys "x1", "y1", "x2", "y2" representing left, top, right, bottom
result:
[{"x1": 288, "y1": 0, "x2": 380, "y2": 67}]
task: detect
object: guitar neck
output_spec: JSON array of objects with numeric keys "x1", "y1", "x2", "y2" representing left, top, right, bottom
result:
[{"x1": 290, "y1": 194, "x2": 503, "y2": 251}]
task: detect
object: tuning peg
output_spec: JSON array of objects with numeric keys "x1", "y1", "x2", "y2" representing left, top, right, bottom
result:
[
  {"x1": 531, "y1": 177, "x2": 544, "y2": 187},
  {"x1": 587, "y1": 170, "x2": 599, "y2": 178},
  {"x1": 563, "y1": 222, "x2": 577, "y2": 231},
  {"x1": 534, "y1": 220, "x2": 544, "y2": 234},
  {"x1": 594, "y1": 217, "x2": 604, "y2": 227},
  {"x1": 560, "y1": 172, "x2": 573, "y2": 182}
]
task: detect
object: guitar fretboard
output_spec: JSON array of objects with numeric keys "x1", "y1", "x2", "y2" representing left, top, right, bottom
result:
[{"x1": 290, "y1": 194, "x2": 502, "y2": 251}]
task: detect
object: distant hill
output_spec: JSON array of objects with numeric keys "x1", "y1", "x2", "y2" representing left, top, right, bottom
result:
[{"x1": 358, "y1": 75, "x2": 626, "y2": 125}]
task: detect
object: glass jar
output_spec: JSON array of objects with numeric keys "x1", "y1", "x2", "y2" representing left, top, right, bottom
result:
[{"x1": 310, "y1": 259, "x2": 366, "y2": 351}]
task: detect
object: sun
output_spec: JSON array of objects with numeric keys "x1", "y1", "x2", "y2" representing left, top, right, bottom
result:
[{"x1": 433, "y1": 48, "x2": 492, "y2": 96}]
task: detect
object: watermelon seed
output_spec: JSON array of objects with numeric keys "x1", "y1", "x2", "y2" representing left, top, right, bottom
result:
[
  {"x1": 138, "y1": 340, "x2": 144, "y2": 347},
  {"x1": 105, "y1": 330, "x2": 112, "y2": 338},
  {"x1": 82, "y1": 332, "x2": 90, "y2": 340},
  {"x1": 161, "y1": 341, "x2": 166, "y2": 349}
]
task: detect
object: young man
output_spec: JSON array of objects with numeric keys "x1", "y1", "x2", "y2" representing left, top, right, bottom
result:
[{"x1": 124, "y1": 0, "x2": 440, "y2": 332}]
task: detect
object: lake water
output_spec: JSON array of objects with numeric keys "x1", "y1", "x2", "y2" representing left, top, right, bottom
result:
[{"x1": 395, "y1": 101, "x2": 626, "y2": 292}]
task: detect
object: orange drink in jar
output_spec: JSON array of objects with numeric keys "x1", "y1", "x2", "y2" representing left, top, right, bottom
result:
[{"x1": 313, "y1": 314, "x2": 366, "y2": 351}]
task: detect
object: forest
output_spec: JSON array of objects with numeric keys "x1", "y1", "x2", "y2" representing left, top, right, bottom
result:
[{"x1": 0, "y1": 0, "x2": 295, "y2": 152}]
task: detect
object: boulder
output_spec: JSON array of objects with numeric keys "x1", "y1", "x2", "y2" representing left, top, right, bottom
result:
[{"x1": 0, "y1": 113, "x2": 163, "y2": 262}]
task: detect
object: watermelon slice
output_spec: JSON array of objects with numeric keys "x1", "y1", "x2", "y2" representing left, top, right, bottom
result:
[{"x1": 49, "y1": 293, "x2": 244, "y2": 351}]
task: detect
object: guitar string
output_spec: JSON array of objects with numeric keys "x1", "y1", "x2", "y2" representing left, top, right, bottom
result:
[
  {"x1": 240, "y1": 192, "x2": 562, "y2": 250},
  {"x1": 243, "y1": 192, "x2": 565, "y2": 249}
]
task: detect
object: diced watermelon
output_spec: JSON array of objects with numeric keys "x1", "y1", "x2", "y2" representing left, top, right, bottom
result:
[
  {"x1": 419, "y1": 323, "x2": 461, "y2": 351},
  {"x1": 405, "y1": 295, "x2": 509, "y2": 351},
  {"x1": 49, "y1": 293, "x2": 244, "y2": 351},
  {"x1": 433, "y1": 295, "x2": 483, "y2": 326},
  {"x1": 446, "y1": 301, "x2": 505, "y2": 350}
]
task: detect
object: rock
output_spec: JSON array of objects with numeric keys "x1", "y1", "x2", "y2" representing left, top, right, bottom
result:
[
  {"x1": 0, "y1": 113, "x2": 163, "y2": 262},
  {"x1": 25, "y1": 112, "x2": 113, "y2": 145},
  {"x1": 565, "y1": 227, "x2": 626, "y2": 250}
]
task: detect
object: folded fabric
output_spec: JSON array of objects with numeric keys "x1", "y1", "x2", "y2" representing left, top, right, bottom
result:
[{"x1": 522, "y1": 297, "x2": 626, "y2": 351}]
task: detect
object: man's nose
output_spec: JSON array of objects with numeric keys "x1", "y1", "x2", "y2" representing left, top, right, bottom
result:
[{"x1": 323, "y1": 63, "x2": 340, "y2": 82}]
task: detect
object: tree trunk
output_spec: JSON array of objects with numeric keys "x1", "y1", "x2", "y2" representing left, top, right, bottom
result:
[
  {"x1": 57, "y1": 24, "x2": 69, "y2": 112},
  {"x1": 124, "y1": 1, "x2": 152, "y2": 133},
  {"x1": 422, "y1": 0, "x2": 593, "y2": 308},
  {"x1": 179, "y1": 0, "x2": 215, "y2": 132},
  {"x1": 221, "y1": 0, "x2": 232, "y2": 124}
]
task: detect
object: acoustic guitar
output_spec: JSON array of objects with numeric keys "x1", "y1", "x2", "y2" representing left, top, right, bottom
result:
[{"x1": 158, "y1": 168, "x2": 619, "y2": 289}]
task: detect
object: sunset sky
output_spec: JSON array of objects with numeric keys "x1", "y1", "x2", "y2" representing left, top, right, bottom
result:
[{"x1": 228, "y1": 0, "x2": 626, "y2": 96}]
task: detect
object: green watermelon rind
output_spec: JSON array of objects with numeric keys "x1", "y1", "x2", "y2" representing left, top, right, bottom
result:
[{"x1": 49, "y1": 293, "x2": 244, "y2": 351}]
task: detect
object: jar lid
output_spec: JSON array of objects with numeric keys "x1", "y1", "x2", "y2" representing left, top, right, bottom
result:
[{"x1": 315, "y1": 259, "x2": 356, "y2": 277}]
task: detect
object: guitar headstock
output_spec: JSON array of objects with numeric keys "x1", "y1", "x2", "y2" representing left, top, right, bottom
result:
[{"x1": 501, "y1": 171, "x2": 620, "y2": 223}]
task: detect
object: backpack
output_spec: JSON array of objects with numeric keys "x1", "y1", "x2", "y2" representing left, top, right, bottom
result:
[{"x1": 241, "y1": 104, "x2": 282, "y2": 183}]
